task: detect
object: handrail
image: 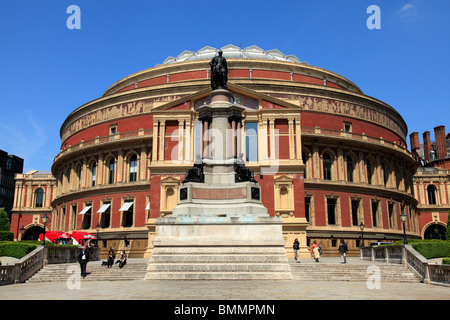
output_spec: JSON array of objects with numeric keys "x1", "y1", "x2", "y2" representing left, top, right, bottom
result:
[
  {"x1": 0, "y1": 245, "x2": 100, "y2": 286},
  {"x1": 360, "y1": 244, "x2": 450, "y2": 287}
]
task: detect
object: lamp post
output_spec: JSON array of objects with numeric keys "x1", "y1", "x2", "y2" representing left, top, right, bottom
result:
[
  {"x1": 41, "y1": 213, "x2": 49, "y2": 246},
  {"x1": 359, "y1": 221, "x2": 365, "y2": 247},
  {"x1": 95, "y1": 223, "x2": 100, "y2": 247},
  {"x1": 400, "y1": 209, "x2": 408, "y2": 244}
]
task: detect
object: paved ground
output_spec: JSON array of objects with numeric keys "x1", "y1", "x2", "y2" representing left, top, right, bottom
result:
[{"x1": 0, "y1": 257, "x2": 449, "y2": 301}]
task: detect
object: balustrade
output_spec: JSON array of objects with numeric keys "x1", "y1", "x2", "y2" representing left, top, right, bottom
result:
[
  {"x1": 0, "y1": 245, "x2": 99, "y2": 286},
  {"x1": 361, "y1": 244, "x2": 450, "y2": 287}
]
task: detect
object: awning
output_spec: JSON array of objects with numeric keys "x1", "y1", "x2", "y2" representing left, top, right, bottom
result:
[
  {"x1": 119, "y1": 202, "x2": 133, "y2": 212},
  {"x1": 145, "y1": 202, "x2": 150, "y2": 210},
  {"x1": 78, "y1": 206, "x2": 92, "y2": 215},
  {"x1": 97, "y1": 203, "x2": 111, "y2": 213}
]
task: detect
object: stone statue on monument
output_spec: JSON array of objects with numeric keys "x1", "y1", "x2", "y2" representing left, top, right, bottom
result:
[
  {"x1": 182, "y1": 155, "x2": 204, "y2": 183},
  {"x1": 234, "y1": 153, "x2": 257, "y2": 183},
  {"x1": 209, "y1": 50, "x2": 228, "y2": 90}
]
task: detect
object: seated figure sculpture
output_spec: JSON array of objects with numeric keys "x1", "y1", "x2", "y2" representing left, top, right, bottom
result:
[
  {"x1": 182, "y1": 156, "x2": 204, "y2": 183},
  {"x1": 234, "y1": 153, "x2": 257, "y2": 183}
]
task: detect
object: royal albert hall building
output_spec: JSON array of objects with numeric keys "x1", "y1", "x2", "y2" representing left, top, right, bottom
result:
[{"x1": 12, "y1": 45, "x2": 421, "y2": 258}]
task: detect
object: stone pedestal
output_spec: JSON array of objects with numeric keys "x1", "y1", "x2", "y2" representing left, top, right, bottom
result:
[{"x1": 145, "y1": 89, "x2": 292, "y2": 280}]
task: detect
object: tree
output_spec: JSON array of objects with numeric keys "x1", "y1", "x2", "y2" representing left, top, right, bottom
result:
[
  {"x1": 446, "y1": 210, "x2": 450, "y2": 241},
  {"x1": 0, "y1": 208, "x2": 10, "y2": 232}
]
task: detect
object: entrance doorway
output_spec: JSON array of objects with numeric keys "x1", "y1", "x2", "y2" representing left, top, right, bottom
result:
[
  {"x1": 22, "y1": 226, "x2": 45, "y2": 241},
  {"x1": 424, "y1": 224, "x2": 446, "y2": 240}
]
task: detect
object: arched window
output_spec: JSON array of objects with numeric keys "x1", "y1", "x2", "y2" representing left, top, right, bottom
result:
[
  {"x1": 302, "y1": 151, "x2": 308, "y2": 179},
  {"x1": 366, "y1": 159, "x2": 374, "y2": 185},
  {"x1": 76, "y1": 165, "x2": 82, "y2": 189},
  {"x1": 129, "y1": 155, "x2": 137, "y2": 182},
  {"x1": 323, "y1": 153, "x2": 332, "y2": 181},
  {"x1": 382, "y1": 162, "x2": 389, "y2": 187},
  {"x1": 280, "y1": 186, "x2": 289, "y2": 209},
  {"x1": 91, "y1": 162, "x2": 97, "y2": 187},
  {"x1": 108, "y1": 158, "x2": 115, "y2": 184},
  {"x1": 35, "y1": 188, "x2": 44, "y2": 208},
  {"x1": 346, "y1": 155, "x2": 354, "y2": 182},
  {"x1": 427, "y1": 185, "x2": 437, "y2": 205}
]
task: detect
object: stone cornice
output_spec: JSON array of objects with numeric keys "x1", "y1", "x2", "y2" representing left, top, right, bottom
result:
[{"x1": 102, "y1": 58, "x2": 363, "y2": 97}]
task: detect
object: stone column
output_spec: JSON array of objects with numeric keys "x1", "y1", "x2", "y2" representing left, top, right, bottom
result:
[
  {"x1": 178, "y1": 120, "x2": 184, "y2": 161},
  {"x1": 269, "y1": 119, "x2": 276, "y2": 160},
  {"x1": 288, "y1": 119, "x2": 295, "y2": 160},
  {"x1": 159, "y1": 120, "x2": 166, "y2": 161},
  {"x1": 152, "y1": 122, "x2": 159, "y2": 163}
]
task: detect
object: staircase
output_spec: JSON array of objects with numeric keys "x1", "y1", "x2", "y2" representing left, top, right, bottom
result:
[
  {"x1": 26, "y1": 257, "x2": 422, "y2": 283},
  {"x1": 289, "y1": 259, "x2": 422, "y2": 283},
  {"x1": 27, "y1": 259, "x2": 148, "y2": 283},
  {"x1": 145, "y1": 247, "x2": 293, "y2": 280}
]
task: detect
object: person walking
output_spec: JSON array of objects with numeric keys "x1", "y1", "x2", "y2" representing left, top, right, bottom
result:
[
  {"x1": 311, "y1": 240, "x2": 320, "y2": 262},
  {"x1": 77, "y1": 245, "x2": 90, "y2": 278},
  {"x1": 293, "y1": 238, "x2": 300, "y2": 263},
  {"x1": 339, "y1": 238, "x2": 349, "y2": 263}
]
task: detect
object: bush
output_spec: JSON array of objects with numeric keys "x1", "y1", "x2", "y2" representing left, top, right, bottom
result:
[
  {"x1": 0, "y1": 242, "x2": 37, "y2": 259},
  {"x1": 412, "y1": 241, "x2": 450, "y2": 259},
  {"x1": 0, "y1": 231, "x2": 13, "y2": 241},
  {"x1": 394, "y1": 239, "x2": 450, "y2": 259},
  {"x1": 0, "y1": 208, "x2": 10, "y2": 231},
  {"x1": 446, "y1": 211, "x2": 450, "y2": 241},
  {"x1": 442, "y1": 258, "x2": 450, "y2": 265}
]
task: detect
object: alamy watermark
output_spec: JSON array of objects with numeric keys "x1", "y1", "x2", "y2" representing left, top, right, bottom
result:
[
  {"x1": 366, "y1": 265, "x2": 381, "y2": 289},
  {"x1": 66, "y1": 265, "x2": 81, "y2": 289},
  {"x1": 367, "y1": 5, "x2": 381, "y2": 30},
  {"x1": 67, "y1": 5, "x2": 81, "y2": 30}
]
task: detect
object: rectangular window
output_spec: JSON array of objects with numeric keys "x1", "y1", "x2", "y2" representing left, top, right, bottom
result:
[
  {"x1": 245, "y1": 122, "x2": 258, "y2": 162},
  {"x1": 305, "y1": 197, "x2": 311, "y2": 222},
  {"x1": 129, "y1": 156, "x2": 137, "y2": 182},
  {"x1": 119, "y1": 201, "x2": 134, "y2": 228},
  {"x1": 388, "y1": 203, "x2": 394, "y2": 229},
  {"x1": 98, "y1": 202, "x2": 111, "y2": 228},
  {"x1": 109, "y1": 125, "x2": 117, "y2": 140},
  {"x1": 372, "y1": 201, "x2": 379, "y2": 227},
  {"x1": 351, "y1": 200, "x2": 359, "y2": 226},
  {"x1": 71, "y1": 204, "x2": 77, "y2": 230},
  {"x1": 327, "y1": 198, "x2": 336, "y2": 225}
]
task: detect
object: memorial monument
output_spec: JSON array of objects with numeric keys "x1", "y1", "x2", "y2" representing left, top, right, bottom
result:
[{"x1": 145, "y1": 51, "x2": 292, "y2": 280}]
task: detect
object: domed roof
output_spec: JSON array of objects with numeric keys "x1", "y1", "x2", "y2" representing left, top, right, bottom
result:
[{"x1": 162, "y1": 44, "x2": 306, "y2": 65}]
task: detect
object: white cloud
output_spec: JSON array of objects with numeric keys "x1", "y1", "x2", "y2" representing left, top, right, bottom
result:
[{"x1": 397, "y1": 3, "x2": 418, "y2": 18}]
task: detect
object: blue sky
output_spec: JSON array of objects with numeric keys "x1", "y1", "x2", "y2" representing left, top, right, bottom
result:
[{"x1": 0, "y1": 0, "x2": 449, "y2": 172}]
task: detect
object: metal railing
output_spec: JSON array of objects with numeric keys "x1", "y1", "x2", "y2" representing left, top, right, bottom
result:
[
  {"x1": 0, "y1": 245, "x2": 99, "y2": 286},
  {"x1": 360, "y1": 244, "x2": 450, "y2": 286}
]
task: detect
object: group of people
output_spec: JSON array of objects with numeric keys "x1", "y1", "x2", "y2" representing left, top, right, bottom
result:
[
  {"x1": 293, "y1": 238, "x2": 349, "y2": 263},
  {"x1": 105, "y1": 247, "x2": 128, "y2": 268},
  {"x1": 76, "y1": 245, "x2": 128, "y2": 279}
]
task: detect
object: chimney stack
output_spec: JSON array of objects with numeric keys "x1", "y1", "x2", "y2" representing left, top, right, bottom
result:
[
  {"x1": 409, "y1": 132, "x2": 420, "y2": 161},
  {"x1": 434, "y1": 125, "x2": 446, "y2": 160},
  {"x1": 423, "y1": 131, "x2": 431, "y2": 162}
]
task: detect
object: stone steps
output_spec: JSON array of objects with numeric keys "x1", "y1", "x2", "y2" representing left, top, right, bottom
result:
[
  {"x1": 289, "y1": 262, "x2": 421, "y2": 283},
  {"x1": 27, "y1": 261, "x2": 148, "y2": 283},
  {"x1": 145, "y1": 247, "x2": 293, "y2": 280}
]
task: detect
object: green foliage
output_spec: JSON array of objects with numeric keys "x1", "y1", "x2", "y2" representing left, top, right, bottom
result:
[
  {"x1": 0, "y1": 231, "x2": 13, "y2": 241},
  {"x1": 442, "y1": 258, "x2": 450, "y2": 265},
  {"x1": 394, "y1": 239, "x2": 450, "y2": 259},
  {"x1": 0, "y1": 208, "x2": 10, "y2": 232},
  {"x1": 0, "y1": 242, "x2": 37, "y2": 259},
  {"x1": 446, "y1": 211, "x2": 450, "y2": 241}
]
